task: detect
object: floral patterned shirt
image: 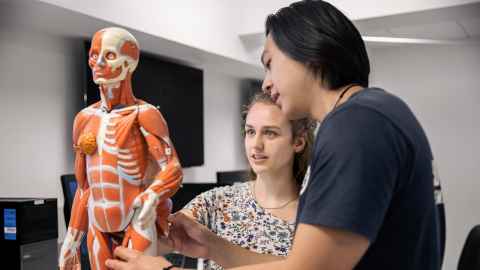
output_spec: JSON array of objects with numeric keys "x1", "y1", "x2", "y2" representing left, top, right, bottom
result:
[{"x1": 184, "y1": 182, "x2": 296, "y2": 270}]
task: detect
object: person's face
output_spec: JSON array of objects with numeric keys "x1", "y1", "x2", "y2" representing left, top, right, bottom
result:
[
  {"x1": 245, "y1": 102, "x2": 305, "y2": 176},
  {"x1": 261, "y1": 34, "x2": 316, "y2": 120}
]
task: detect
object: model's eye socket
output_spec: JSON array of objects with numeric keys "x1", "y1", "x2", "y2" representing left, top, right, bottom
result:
[
  {"x1": 106, "y1": 51, "x2": 117, "y2": 60},
  {"x1": 90, "y1": 53, "x2": 98, "y2": 60}
]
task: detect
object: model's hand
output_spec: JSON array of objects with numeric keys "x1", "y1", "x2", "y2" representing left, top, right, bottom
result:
[
  {"x1": 167, "y1": 212, "x2": 218, "y2": 259},
  {"x1": 133, "y1": 189, "x2": 160, "y2": 228},
  {"x1": 59, "y1": 228, "x2": 84, "y2": 270},
  {"x1": 59, "y1": 263, "x2": 81, "y2": 270},
  {"x1": 105, "y1": 247, "x2": 172, "y2": 270}
]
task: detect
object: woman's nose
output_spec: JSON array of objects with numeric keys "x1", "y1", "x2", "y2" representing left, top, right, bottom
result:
[{"x1": 252, "y1": 134, "x2": 264, "y2": 150}]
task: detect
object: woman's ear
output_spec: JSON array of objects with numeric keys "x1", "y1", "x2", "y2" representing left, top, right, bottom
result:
[{"x1": 293, "y1": 136, "x2": 306, "y2": 153}]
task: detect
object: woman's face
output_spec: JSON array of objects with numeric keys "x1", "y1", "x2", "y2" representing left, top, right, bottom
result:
[
  {"x1": 244, "y1": 102, "x2": 304, "y2": 176},
  {"x1": 261, "y1": 34, "x2": 316, "y2": 121}
]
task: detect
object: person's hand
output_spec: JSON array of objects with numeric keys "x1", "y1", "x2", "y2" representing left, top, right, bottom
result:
[
  {"x1": 157, "y1": 235, "x2": 174, "y2": 255},
  {"x1": 105, "y1": 247, "x2": 172, "y2": 270},
  {"x1": 167, "y1": 211, "x2": 218, "y2": 259}
]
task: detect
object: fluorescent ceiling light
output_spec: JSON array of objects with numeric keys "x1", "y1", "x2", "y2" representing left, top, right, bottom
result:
[{"x1": 362, "y1": 36, "x2": 480, "y2": 45}]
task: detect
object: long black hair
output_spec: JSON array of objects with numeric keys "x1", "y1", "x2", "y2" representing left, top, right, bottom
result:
[{"x1": 265, "y1": 0, "x2": 370, "y2": 90}]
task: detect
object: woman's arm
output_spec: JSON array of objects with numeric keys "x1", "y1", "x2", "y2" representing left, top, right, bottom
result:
[{"x1": 168, "y1": 212, "x2": 284, "y2": 268}]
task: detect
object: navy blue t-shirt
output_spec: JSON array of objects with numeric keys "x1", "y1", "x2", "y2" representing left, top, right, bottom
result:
[{"x1": 297, "y1": 88, "x2": 441, "y2": 269}]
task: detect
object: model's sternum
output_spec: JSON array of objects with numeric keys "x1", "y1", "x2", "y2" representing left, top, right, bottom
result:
[{"x1": 88, "y1": 109, "x2": 147, "y2": 232}]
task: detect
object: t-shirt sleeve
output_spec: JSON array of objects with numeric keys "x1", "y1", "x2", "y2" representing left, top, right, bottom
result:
[{"x1": 299, "y1": 105, "x2": 407, "y2": 241}]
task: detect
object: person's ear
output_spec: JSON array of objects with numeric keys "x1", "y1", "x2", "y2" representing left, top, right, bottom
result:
[{"x1": 293, "y1": 136, "x2": 306, "y2": 153}]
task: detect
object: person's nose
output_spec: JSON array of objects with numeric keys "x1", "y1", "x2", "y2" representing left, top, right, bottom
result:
[
  {"x1": 252, "y1": 133, "x2": 264, "y2": 151},
  {"x1": 262, "y1": 74, "x2": 273, "y2": 95}
]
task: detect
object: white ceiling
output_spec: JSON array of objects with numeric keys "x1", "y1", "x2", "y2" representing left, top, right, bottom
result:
[
  {"x1": 1, "y1": 0, "x2": 479, "y2": 78},
  {"x1": 355, "y1": 2, "x2": 480, "y2": 45},
  {"x1": 240, "y1": 1, "x2": 480, "y2": 54},
  {"x1": 237, "y1": 0, "x2": 480, "y2": 35}
]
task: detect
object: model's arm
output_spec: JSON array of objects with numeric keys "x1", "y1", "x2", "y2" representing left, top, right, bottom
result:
[
  {"x1": 139, "y1": 106, "x2": 183, "y2": 199},
  {"x1": 135, "y1": 106, "x2": 183, "y2": 228},
  {"x1": 227, "y1": 223, "x2": 369, "y2": 270},
  {"x1": 59, "y1": 112, "x2": 91, "y2": 269}
]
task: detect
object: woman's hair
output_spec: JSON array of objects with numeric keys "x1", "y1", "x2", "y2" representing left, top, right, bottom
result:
[
  {"x1": 242, "y1": 92, "x2": 316, "y2": 187},
  {"x1": 265, "y1": 0, "x2": 370, "y2": 89}
]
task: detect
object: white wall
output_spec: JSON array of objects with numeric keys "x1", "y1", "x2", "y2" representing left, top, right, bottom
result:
[
  {"x1": 0, "y1": 25, "x2": 83, "y2": 197},
  {"x1": 0, "y1": 23, "x2": 247, "y2": 240},
  {"x1": 183, "y1": 72, "x2": 248, "y2": 183},
  {"x1": 369, "y1": 44, "x2": 480, "y2": 270}
]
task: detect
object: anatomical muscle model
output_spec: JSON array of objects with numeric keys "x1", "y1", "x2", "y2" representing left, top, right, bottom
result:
[{"x1": 59, "y1": 27, "x2": 183, "y2": 270}]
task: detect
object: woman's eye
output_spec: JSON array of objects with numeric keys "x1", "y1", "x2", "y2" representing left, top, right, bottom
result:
[
  {"x1": 265, "y1": 130, "x2": 277, "y2": 137},
  {"x1": 245, "y1": 129, "x2": 255, "y2": 136}
]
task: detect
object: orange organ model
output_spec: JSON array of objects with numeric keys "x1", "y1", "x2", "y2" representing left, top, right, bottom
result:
[{"x1": 59, "y1": 27, "x2": 183, "y2": 270}]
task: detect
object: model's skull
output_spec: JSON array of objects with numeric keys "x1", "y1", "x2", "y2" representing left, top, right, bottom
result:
[{"x1": 88, "y1": 27, "x2": 139, "y2": 85}]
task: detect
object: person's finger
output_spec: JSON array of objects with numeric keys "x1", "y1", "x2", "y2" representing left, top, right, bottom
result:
[
  {"x1": 168, "y1": 223, "x2": 188, "y2": 252},
  {"x1": 166, "y1": 233, "x2": 176, "y2": 249},
  {"x1": 105, "y1": 258, "x2": 128, "y2": 270},
  {"x1": 158, "y1": 236, "x2": 170, "y2": 245},
  {"x1": 157, "y1": 236, "x2": 175, "y2": 255},
  {"x1": 113, "y1": 246, "x2": 140, "y2": 261}
]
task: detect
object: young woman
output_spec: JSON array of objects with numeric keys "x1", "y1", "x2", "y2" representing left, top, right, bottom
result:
[{"x1": 178, "y1": 92, "x2": 314, "y2": 269}]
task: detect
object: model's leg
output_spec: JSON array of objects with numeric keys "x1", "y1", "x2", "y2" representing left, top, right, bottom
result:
[
  {"x1": 86, "y1": 225, "x2": 113, "y2": 270},
  {"x1": 122, "y1": 209, "x2": 158, "y2": 255}
]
